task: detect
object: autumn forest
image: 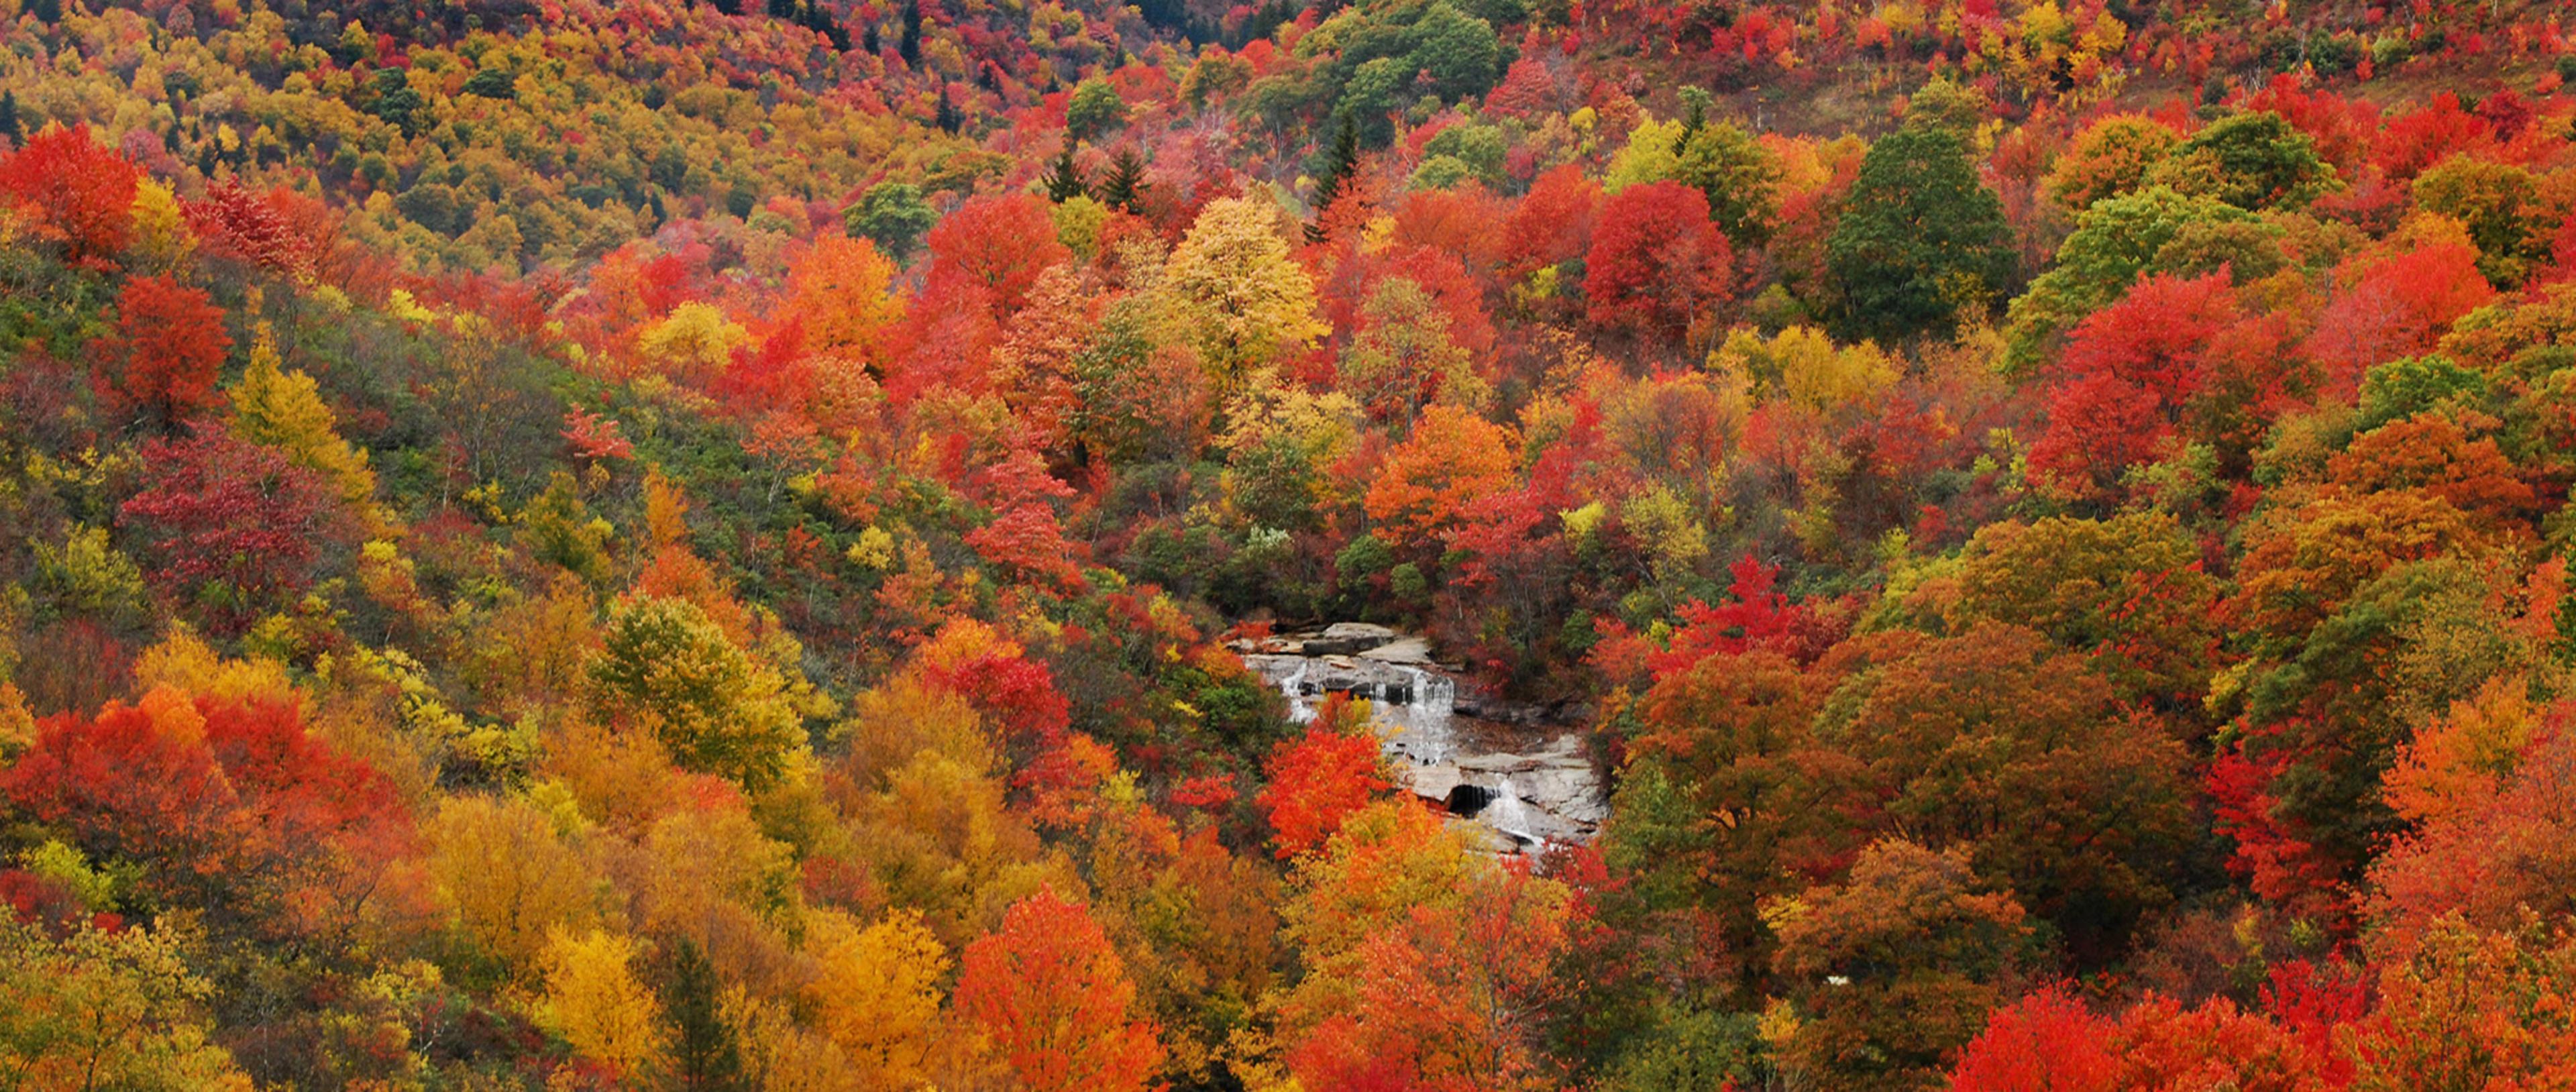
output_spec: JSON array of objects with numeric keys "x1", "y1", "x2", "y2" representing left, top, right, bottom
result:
[{"x1": 5, "y1": 0, "x2": 2576, "y2": 1086}]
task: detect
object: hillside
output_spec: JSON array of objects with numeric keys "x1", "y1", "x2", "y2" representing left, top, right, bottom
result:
[{"x1": 7, "y1": 0, "x2": 2576, "y2": 1087}]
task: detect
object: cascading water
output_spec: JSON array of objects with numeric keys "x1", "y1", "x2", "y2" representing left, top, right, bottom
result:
[
  {"x1": 1235, "y1": 625, "x2": 1603, "y2": 855},
  {"x1": 1485, "y1": 777, "x2": 1541, "y2": 847},
  {"x1": 1277, "y1": 660, "x2": 1316, "y2": 724}
]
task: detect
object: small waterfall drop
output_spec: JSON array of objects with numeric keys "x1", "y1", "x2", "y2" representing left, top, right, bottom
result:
[
  {"x1": 1277, "y1": 660, "x2": 1316, "y2": 724},
  {"x1": 1486, "y1": 777, "x2": 1542, "y2": 847},
  {"x1": 1232, "y1": 624, "x2": 1602, "y2": 855}
]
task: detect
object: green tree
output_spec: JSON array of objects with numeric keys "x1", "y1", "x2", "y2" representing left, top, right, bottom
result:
[
  {"x1": 1040, "y1": 144, "x2": 1088, "y2": 204},
  {"x1": 2148, "y1": 110, "x2": 2336, "y2": 211},
  {"x1": 1307, "y1": 117, "x2": 1360, "y2": 241},
  {"x1": 843, "y1": 181, "x2": 939, "y2": 260},
  {"x1": 1407, "y1": 1, "x2": 1501, "y2": 101},
  {"x1": 364, "y1": 67, "x2": 425, "y2": 137},
  {"x1": 462, "y1": 67, "x2": 516, "y2": 99},
  {"x1": 1423, "y1": 121, "x2": 1507, "y2": 186},
  {"x1": 1674, "y1": 119, "x2": 1779, "y2": 243},
  {"x1": 588, "y1": 597, "x2": 806, "y2": 789},
  {"x1": 1603, "y1": 1006, "x2": 1768, "y2": 1092},
  {"x1": 2413, "y1": 155, "x2": 2553, "y2": 286},
  {"x1": 1825, "y1": 127, "x2": 2013, "y2": 343},
  {"x1": 659, "y1": 939, "x2": 745, "y2": 1092},
  {"x1": 2000, "y1": 184, "x2": 2258, "y2": 372},
  {"x1": 1095, "y1": 148, "x2": 1149, "y2": 213},
  {"x1": 1066, "y1": 78, "x2": 1128, "y2": 141}
]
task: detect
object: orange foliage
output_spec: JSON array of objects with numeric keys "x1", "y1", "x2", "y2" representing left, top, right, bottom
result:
[{"x1": 955, "y1": 888, "x2": 1164, "y2": 1092}]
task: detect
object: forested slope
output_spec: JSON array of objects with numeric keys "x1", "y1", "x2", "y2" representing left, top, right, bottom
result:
[{"x1": 8, "y1": 0, "x2": 2576, "y2": 1086}]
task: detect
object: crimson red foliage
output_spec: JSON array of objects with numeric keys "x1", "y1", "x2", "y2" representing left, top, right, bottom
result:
[
  {"x1": 100, "y1": 274, "x2": 233, "y2": 426},
  {"x1": 119, "y1": 432, "x2": 337, "y2": 633},
  {"x1": 1947, "y1": 987, "x2": 2118, "y2": 1091},
  {"x1": 0, "y1": 123, "x2": 140, "y2": 266},
  {"x1": 1256, "y1": 696, "x2": 1390, "y2": 859},
  {"x1": 922, "y1": 193, "x2": 1071, "y2": 315},
  {"x1": 184, "y1": 181, "x2": 317, "y2": 280},
  {"x1": 1502, "y1": 168, "x2": 1600, "y2": 280},
  {"x1": 3, "y1": 690, "x2": 413, "y2": 932},
  {"x1": 1584, "y1": 180, "x2": 1732, "y2": 342}
]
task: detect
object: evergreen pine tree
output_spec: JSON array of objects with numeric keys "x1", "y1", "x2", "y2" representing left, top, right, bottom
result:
[
  {"x1": 898, "y1": 0, "x2": 922, "y2": 64},
  {"x1": 0, "y1": 92, "x2": 20, "y2": 142},
  {"x1": 1041, "y1": 144, "x2": 1089, "y2": 203},
  {"x1": 660, "y1": 940, "x2": 745, "y2": 1092},
  {"x1": 934, "y1": 85, "x2": 963, "y2": 133},
  {"x1": 1674, "y1": 86, "x2": 1712, "y2": 152},
  {"x1": 1305, "y1": 115, "x2": 1359, "y2": 243},
  {"x1": 1097, "y1": 148, "x2": 1148, "y2": 213}
]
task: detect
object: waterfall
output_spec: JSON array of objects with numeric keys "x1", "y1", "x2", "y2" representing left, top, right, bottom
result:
[
  {"x1": 1400, "y1": 666, "x2": 1454, "y2": 718},
  {"x1": 1277, "y1": 659, "x2": 1316, "y2": 724},
  {"x1": 1487, "y1": 777, "x2": 1541, "y2": 847},
  {"x1": 1238, "y1": 635, "x2": 1601, "y2": 853}
]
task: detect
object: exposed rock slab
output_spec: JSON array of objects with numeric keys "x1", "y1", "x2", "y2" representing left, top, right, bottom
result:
[{"x1": 1236, "y1": 626, "x2": 1607, "y2": 855}]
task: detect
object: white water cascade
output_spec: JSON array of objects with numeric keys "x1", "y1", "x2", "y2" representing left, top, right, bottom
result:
[
  {"x1": 1484, "y1": 777, "x2": 1542, "y2": 847},
  {"x1": 1234, "y1": 623, "x2": 1606, "y2": 855},
  {"x1": 1277, "y1": 659, "x2": 1316, "y2": 724}
]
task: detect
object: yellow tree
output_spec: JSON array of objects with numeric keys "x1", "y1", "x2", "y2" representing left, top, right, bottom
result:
[
  {"x1": 227, "y1": 323, "x2": 382, "y2": 522},
  {"x1": 1159, "y1": 196, "x2": 1327, "y2": 383},
  {"x1": 425, "y1": 794, "x2": 599, "y2": 975},
  {"x1": 640, "y1": 302, "x2": 751, "y2": 381},
  {"x1": 0, "y1": 918, "x2": 254, "y2": 1092},
  {"x1": 536, "y1": 928, "x2": 667, "y2": 1081},
  {"x1": 802, "y1": 908, "x2": 950, "y2": 1088}
]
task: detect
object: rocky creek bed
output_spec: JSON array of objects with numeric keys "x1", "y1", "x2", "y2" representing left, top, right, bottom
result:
[{"x1": 1230, "y1": 622, "x2": 1607, "y2": 855}]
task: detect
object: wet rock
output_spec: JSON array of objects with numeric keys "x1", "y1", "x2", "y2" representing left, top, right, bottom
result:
[
  {"x1": 1322, "y1": 621, "x2": 1399, "y2": 643},
  {"x1": 1356, "y1": 635, "x2": 1436, "y2": 665},
  {"x1": 1242, "y1": 628, "x2": 1607, "y2": 856}
]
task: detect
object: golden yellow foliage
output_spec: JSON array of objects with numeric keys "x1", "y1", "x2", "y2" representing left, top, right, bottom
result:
[
  {"x1": 639, "y1": 302, "x2": 751, "y2": 378},
  {"x1": 536, "y1": 928, "x2": 667, "y2": 1078},
  {"x1": 130, "y1": 623, "x2": 296, "y2": 706},
  {"x1": 427, "y1": 794, "x2": 600, "y2": 975},
  {"x1": 1711, "y1": 325, "x2": 1896, "y2": 413},
  {"x1": 1159, "y1": 197, "x2": 1327, "y2": 380},
  {"x1": 803, "y1": 908, "x2": 949, "y2": 1088},
  {"x1": 229, "y1": 323, "x2": 383, "y2": 524}
]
